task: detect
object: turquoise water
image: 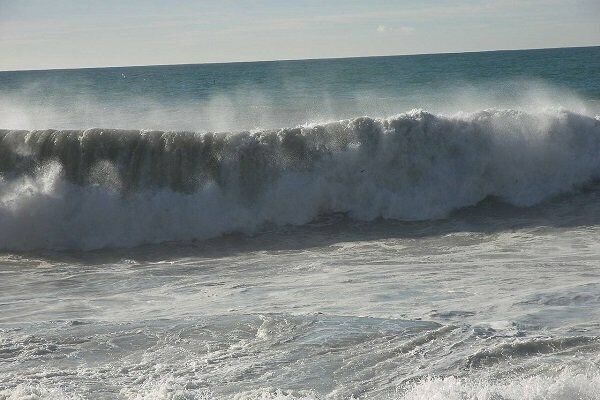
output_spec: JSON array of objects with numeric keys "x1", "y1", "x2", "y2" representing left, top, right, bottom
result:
[
  {"x1": 2, "y1": 47, "x2": 600, "y2": 399},
  {"x1": 1, "y1": 46, "x2": 599, "y2": 131}
]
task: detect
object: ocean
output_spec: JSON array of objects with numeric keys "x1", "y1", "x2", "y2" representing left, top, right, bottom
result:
[{"x1": 1, "y1": 46, "x2": 600, "y2": 399}]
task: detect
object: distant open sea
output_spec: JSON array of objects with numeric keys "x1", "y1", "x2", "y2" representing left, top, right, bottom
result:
[{"x1": 2, "y1": 46, "x2": 600, "y2": 399}]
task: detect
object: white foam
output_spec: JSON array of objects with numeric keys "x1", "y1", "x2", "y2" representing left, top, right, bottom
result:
[
  {"x1": 399, "y1": 369, "x2": 600, "y2": 400},
  {"x1": 1, "y1": 108, "x2": 599, "y2": 250}
]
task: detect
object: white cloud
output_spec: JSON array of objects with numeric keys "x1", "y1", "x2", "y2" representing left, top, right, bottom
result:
[{"x1": 377, "y1": 25, "x2": 414, "y2": 34}]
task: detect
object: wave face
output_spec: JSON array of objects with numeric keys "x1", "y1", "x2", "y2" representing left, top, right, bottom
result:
[{"x1": 1, "y1": 108, "x2": 599, "y2": 250}]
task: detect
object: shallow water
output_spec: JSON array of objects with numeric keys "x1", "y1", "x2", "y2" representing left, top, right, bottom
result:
[{"x1": 3, "y1": 193, "x2": 600, "y2": 398}]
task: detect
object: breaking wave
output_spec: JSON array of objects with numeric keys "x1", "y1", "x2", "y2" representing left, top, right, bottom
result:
[
  {"x1": 1, "y1": 108, "x2": 599, "y2": 250},
  {"x1": 3, "y1": 369, "x2": 600, "y2": 399},
  {"x1": 398, "y1": 368, "x2": 600, "y2": 400}
]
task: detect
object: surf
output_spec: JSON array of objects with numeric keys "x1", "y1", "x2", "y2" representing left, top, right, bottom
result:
[{"x1": 1, "y1": 108, "x2": 599, "y2": 250}]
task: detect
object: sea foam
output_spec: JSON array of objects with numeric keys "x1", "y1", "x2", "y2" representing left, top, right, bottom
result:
[{"x1": 1, "y1": 108, "x2": 599, "y2": 250}]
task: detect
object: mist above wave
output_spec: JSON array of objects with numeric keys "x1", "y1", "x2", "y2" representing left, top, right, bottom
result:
[
  {"x1": 1, "y1": 79, "x2": 595, "y2": 133},
  {"x1": 0, "y1": 108, "x2": 599, "y2": 250}
]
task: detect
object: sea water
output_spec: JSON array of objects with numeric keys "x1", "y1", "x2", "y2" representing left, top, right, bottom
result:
[{"x1": 1, "y1": 46, "x2": 600, "y2": 399}]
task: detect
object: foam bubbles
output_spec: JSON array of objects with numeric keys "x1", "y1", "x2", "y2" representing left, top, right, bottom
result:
[
  {"x1": 400, "y1": 369, "x2": 600, "y2": 400},
  {"x1": 1, "y1": 108, "x2": 599, "y2": 250}
]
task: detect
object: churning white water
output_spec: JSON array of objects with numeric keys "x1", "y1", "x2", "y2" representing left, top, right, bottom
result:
[
  {"x1": 1, "y1": 109, "x2": 599, "y2": 250},
  {"x1": 3, "y1": 47, "x2": 600, "y2": 399}
]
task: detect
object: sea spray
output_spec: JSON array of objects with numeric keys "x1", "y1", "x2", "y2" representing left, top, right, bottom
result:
[{"x1": 1, "y1": 108, "x2": 599, "y2": 250}]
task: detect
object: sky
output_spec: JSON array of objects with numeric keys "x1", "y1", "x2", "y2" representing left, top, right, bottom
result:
[{"x1": 0, "y1": 0, "x2": 599, "y2": 71}]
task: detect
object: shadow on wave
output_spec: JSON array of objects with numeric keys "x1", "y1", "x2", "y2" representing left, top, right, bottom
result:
[
  {"x1": 1, "y1": 108, "x2": 599, "y2": 252},
  {"x1": 8, "y1": 183, "x2": 600, "y2": 264}
]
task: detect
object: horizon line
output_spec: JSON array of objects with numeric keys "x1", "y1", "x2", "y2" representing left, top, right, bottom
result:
[{"x1": 1, "y1": 44, "x2": 598, "y2": 73}]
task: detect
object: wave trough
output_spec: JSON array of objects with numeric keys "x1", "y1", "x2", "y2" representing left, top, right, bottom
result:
[{"x1": 1, "y1": 108, "x2": 599, "y2": 250}]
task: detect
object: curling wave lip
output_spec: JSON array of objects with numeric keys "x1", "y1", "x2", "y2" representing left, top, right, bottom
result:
[{"x1": 1, "y1": 108, "x2": 599, "y2": 251}]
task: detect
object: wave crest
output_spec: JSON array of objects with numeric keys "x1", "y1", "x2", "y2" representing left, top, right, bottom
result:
[{"x1": 1, "y1": 109, "x2": 599, "y2": 250}]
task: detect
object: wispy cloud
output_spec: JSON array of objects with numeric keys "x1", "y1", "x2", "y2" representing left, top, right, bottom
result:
[{"x1": 376, "y1": 25, "x2": 415, "y2": 34}]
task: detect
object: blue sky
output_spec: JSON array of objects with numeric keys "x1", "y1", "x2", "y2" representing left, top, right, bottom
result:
[{"x1": 1, "y1": 0, "x2": 599, "y2": 70}]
